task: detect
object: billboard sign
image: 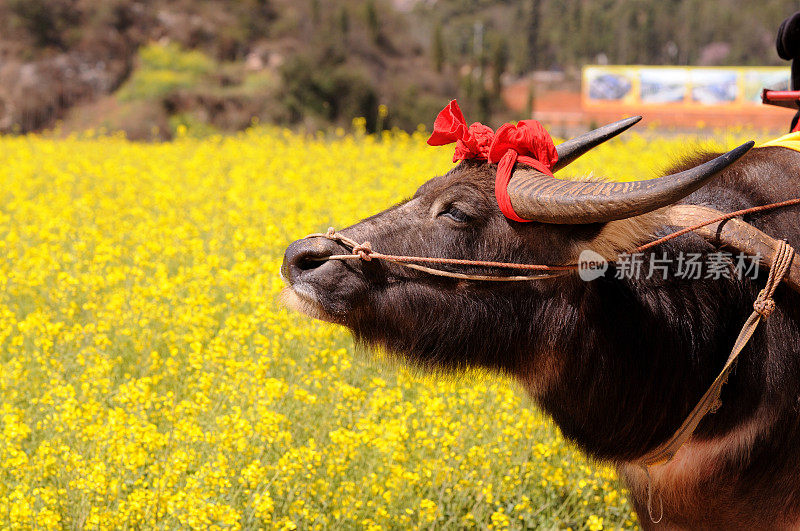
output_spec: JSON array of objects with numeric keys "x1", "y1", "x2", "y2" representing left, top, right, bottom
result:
[{"x1": 584, "y1": 66, "x2": 789, "y2": 108}]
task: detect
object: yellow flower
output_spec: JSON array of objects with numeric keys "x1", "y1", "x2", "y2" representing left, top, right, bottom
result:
[
  {"x1": 0, "y1": 124, "x2": 748, "y2": 528},
  {"x1": 587, "y1": 514, "x2": 604, "y2": 530},
  {"x1": 490, "y1": 507, "x2": 510, "y2": 529}
]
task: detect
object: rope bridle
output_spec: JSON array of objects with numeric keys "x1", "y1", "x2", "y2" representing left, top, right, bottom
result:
[
  {"x1": 306, "y1": 198, "x2": 800, "y2": 281},
  {"x1": 303, "y1": 197, "x2": 800, "y2": 523},
  {"x1": 305, "y1": 228, "x2": 573, "y2": 281}
]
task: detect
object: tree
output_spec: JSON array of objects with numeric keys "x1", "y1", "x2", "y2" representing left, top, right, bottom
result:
[
  {"x1": 490, "y1": 36, "x2": 509, "y2": 96},
  {"x1": 525, "y1": 0, "x2": 541, "y2": 71},
  {"x1": 311, "y1": 0, "x2": 321, "y2": 26},
  {"x1": 338, "y1": 5, "x2": 350, "y2": 43},
  {"x1": 365, "y1": 0, "x2": 380, "y2": 44},
  {"x1": 8, "y1": 0, "x2": 80, "y2": 49},
  {"x1": 432, "y1": 21, "x2": 445, "y2": 72}
]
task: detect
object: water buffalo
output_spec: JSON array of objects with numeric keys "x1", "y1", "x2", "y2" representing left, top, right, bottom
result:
[{"x1": 281, "y1": 117, "x2": 800, "y2": 528}]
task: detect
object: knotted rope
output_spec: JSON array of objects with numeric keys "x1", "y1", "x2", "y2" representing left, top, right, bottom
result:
[
  {"x1": 638, "y1": 239, "x2": 795, "y2": 523},
  {"x1": 304, "y1": 227, "x2": 574, "y2": 281},
  {"x1": 306, "y1": 198, "x2": 800, "y2": 282}
]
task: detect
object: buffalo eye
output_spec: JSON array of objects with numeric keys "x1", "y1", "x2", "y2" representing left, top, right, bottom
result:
[{"x1": 439, "y1": 204, "x2": 472, "y2": 224}]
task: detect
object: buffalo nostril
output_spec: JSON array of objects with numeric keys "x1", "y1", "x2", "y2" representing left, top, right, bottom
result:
[
  {"x1": 296, "y1": 253, "x2": 326, "y2": 271},
  {"x1": 282, "y1": 238, "x2": 341, "y2": 284}
]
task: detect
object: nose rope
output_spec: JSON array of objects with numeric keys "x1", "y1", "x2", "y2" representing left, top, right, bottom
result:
[
  {"x1": 303, "y1": 197, "x2": 800, "y2": 283},
  {"x1": 304, "y1": 227, "x2": 574, "y2": 281}
]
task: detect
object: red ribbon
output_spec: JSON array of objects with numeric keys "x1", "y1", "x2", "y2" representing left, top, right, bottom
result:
[{"x1": 427, "y1": 100, "x2": 558, "y2": 222}]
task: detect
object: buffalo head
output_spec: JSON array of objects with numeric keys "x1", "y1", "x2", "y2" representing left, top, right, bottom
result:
[{"x1": 281, "y1": 119, "x2": 752, "y2": 383}]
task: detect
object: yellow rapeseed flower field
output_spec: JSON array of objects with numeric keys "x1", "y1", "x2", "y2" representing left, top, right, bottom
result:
[{"x1": 0, "y1": 124, "x2": 760, "y2": 529}]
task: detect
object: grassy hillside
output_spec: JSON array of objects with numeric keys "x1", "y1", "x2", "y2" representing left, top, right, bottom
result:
[
  {"x1": 0, "y1": 0, "x2": 456, "y2": 138},
  {"x1": 1, "y1": 0, "x2": 799, "y2": 137}
]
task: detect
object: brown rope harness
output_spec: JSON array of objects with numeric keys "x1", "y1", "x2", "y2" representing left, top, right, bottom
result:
[
  {"x1": 307, "y1": 198, "x2": 800, "y2": 281},
  {"x1": 637, "y1": 238, "x2": 794, "y2": 523},
  {"x1": 305, "y1": 228, "x2": 574, "y2": 281},
  {"x1": 304, "y1": 198, "x2": 799, "y2": 522}
]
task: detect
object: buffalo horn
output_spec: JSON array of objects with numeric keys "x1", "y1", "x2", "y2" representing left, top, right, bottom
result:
[
  {"x1": 553, "y1": 116, "x2": 642, "y2": 172},
  {"x1": 507, "y1": 141, "x2": 755, "y2": 224}
]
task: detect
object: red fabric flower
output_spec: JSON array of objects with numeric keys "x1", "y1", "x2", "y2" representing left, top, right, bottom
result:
[
  {"x1": 427, "y1": 100, "x2": 469, "y2": 148},
  {"x1": 426, "y1": 100, "x2": 558, "y2": 222},
  {"x1": 463, "y1": 122, "x2": 494, "y2": 160},
  {"x1": 489, "y1": 121, "x2": 557, "y2": 167},
  {"x1": 427, "y1": 100, "x2": 495, "y2": 162}
]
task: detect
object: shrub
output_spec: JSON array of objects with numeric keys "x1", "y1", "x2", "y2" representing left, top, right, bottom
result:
[
  {"x1": 279, "y1": 53, "x2": 378, "y2": 131},
  {"x1": 117, "y1": 42, "x2": 216, "y2": 102}
]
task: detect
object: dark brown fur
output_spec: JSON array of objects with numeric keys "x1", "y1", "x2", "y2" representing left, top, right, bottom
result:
[{"x1": 282, "y1": 147, "x2": 800, "y2": 529}]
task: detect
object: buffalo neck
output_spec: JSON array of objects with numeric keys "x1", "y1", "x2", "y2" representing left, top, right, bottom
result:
[{"x1": 533, "y1": 241, "x2": 770, "y2": 463}]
